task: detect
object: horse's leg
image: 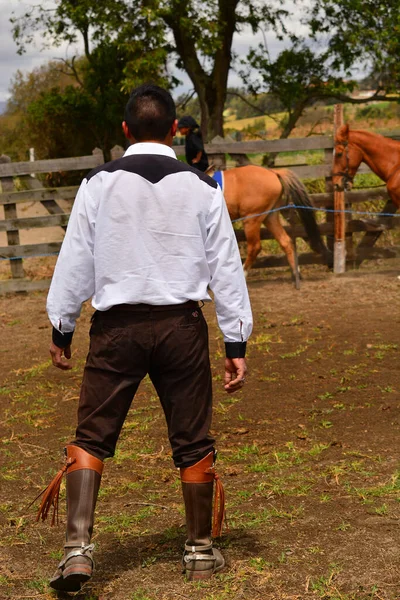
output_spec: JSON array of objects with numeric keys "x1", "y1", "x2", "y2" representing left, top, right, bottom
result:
[
  {"x1": 242, "y1": 218, "x2": 264, "y2": 278},
  {"x1": 386, "y1": 176, "x2": 400, "y2": 211},
  {"x1": 264, "y1": 212, "x2": 300, "y2": 285}
]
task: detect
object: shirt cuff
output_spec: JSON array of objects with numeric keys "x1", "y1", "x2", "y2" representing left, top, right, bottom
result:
[
  {"x1": 225, "y1": 341, "x2": 247, "y2": 358},
  {"x1": 52, "y1": 327, "x2": 74, "y2": 348}
]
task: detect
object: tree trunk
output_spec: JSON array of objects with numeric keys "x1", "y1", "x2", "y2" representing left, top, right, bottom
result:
[
  {"x1": 263, "y1": 101, "x2": 307, "y2": 167},
  {"x1": 162, "y1": 0, "x2": 239, "y2": 141}
]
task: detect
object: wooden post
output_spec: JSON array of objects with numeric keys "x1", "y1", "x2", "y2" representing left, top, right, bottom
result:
[
  {"x1": 0, "y1": 155, "x2": 25, "y2": 280},
  {"x1": 110, "y1": 145, "x2": 125, "y2": 161},
  {"x1": 333, "y1": 104, "x2": 346, "y2": 273},
  {"x1": 208, "y1": 136, "x2": 226, "y2": 170},
  {"x1": 92, "y1": 147, "x2": 105, "y2": 164},
  {"x1": 324, "y1": 148, "x2": 334, "y2": 253},
  {"x1": 29, "y1": 147, "x2": 36, "y2": 178}
]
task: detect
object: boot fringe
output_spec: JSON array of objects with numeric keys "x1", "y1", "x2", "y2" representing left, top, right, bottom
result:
[
  {"x1": 30, "y1": 457, "x2": 76, "y2": 525},
  {"x1": 212, "y1": 473, "x2": 227, "y2": 537},
  {"x1": 30, "y1": 446, "x2": 104, "y2": 526},
  {"x1": 180, "y1": 451, "x2": 228, "y2": 538}
]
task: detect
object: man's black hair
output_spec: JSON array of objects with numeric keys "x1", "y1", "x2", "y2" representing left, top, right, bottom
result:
[{"x1": 124, "y1": 84, "x2": 176, "y2": 142}]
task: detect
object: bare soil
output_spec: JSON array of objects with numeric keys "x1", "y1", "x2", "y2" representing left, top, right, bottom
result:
[{"x1": 0, "y1": 261, "x2": 399, "y2": 600}]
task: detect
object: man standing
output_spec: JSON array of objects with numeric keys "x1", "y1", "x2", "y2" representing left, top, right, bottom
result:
[
  {"x1": 42, "y1": 84, "x2": 252, "y2": 592},
  {"x1": 177, "y1": 115, "x2": 209, "y2": 172}
]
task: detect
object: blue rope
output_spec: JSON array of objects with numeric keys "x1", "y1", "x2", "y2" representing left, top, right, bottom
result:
[
  {"x1": 1, "y1": 205, "x2": 398, "y2": 261},
  {"x1": 231, "y1": 204, "x2": 400, "y2": 223},
  {"x1": 2, "y1": 252, "x2": 59, "y2": 262}
]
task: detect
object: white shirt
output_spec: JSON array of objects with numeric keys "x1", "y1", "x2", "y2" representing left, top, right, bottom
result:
[{"x1": 47, "y1": 142, "x2": 252, "y2": 344}]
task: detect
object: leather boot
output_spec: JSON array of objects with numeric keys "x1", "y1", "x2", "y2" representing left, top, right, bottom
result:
[
  {"x1": 180, "y1": 452, "x2": 226, "y2": 581},
  {"x1": 47, "y1": 446, "x2": 103, "y2": 592}
]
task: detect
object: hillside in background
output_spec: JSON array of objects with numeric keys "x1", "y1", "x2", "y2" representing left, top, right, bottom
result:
[
  {"x1": 0, "y1": 102, "x2": 7, "y2": 115},
  {"x1": 222, "y1": 100, "x2": 400, "y2": 140}
]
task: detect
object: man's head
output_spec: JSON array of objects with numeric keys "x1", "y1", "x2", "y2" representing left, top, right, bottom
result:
[
  {"x1": 177, "y1": 115, "x2": 200, "y2": 137},
  {"x1": 123, "y1": 84, "x2": 177, "y2": 144}
]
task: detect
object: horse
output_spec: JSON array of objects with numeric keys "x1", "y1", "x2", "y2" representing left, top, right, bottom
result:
[
  {"x1": 333, "y1": 124, "x2": 400, "y2": 208},
  {"x1": 211, "y1": 165, "x2": 332, "y2": 283}
]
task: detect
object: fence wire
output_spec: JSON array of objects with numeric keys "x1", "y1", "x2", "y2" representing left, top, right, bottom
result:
[{"x1": 1, "y1": 204, "x2": 399, "y2": 261}]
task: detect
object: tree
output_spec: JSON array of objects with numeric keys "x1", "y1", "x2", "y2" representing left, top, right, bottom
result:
[
  {"x1": 11, "y1": 0, "x2": 290, "y2": 140},
  {"x1": 156, "y1": 0, "x2": 289, "y2": 139},
  {"x1": 1, "y1": 62, "x2": 79, "y2": 161},
  {"x1": 241, "y1": 0, "x2": 400, "y2": 148},
  {"x1": 7, "y1": 62, "x2": 77, "y2": 115},
  {"x1": 308, "y1": 0, "x2": 400, "y2": 92},
  {"x1": 11, "y1": 1, "x2": 174, "y2": 157},
  {"x1": 242, "y1": 43, "x2": 354, "y2": 141}
]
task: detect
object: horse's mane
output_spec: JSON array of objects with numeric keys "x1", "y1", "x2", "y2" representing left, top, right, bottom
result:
[{"x1": 336, "y1": 124, "x2": 398, "y2": 147}]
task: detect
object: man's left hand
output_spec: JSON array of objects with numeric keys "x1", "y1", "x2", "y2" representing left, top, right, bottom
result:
[{"x1": 50, "y1": 341, "x2": 72, "y2": 370}]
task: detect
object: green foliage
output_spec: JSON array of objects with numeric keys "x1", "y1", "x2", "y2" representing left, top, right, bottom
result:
[
  {"x1": 9, "y1": 1, "x2": 172, "y2": 159},
  {"x1": 26, "y1": 86, "x2": 97, "y2": 157},
  {"x1": 10, "y1": 1, "x2": 293, "y2": 140},
  {"x1": 308, "y1": 0, "x2": 400, "y2": 92},
  {"x1": 241, "y1": 43, "x2": 355, "y2": 139}
]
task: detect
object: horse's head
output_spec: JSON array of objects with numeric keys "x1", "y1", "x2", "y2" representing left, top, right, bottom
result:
[{"x1": 332, "y1": 124, "x2": 362, "y2": 192}]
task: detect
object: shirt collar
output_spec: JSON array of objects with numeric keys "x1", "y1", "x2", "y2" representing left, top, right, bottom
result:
[{"x1": 123, "y1": 142, "x2": 177, "y2": 160}]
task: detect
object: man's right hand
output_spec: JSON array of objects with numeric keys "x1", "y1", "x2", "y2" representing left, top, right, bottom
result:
[
  {"x1": 50, "y1": 341, "x2": 72, "y2": 370},
  {"x1": 224, "y1": 357, "x2": 247, "y2": 394}
]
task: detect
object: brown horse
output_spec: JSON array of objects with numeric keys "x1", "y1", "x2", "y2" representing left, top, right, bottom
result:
[
  {"x1": 333, "y1": 124, "x2": 400, "y2": 209},
  {"x1": 215, "y1": 165, "x2": 332, "y2": 281}
]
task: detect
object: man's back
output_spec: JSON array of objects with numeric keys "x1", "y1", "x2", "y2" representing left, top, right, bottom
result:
[
  {"x1": 47, "y1": 141, "x2": 250, "y2": 344},
  {"x1": 88, "y1": 146, "x2": 219, "y2": 307}
]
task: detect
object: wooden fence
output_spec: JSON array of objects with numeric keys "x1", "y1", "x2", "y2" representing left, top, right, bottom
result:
[
  {"x1": 0, "y1": 132, "x2": 399, "y2": 294},
  {"x1": 0, "y1": 148, "x2": 104, "y2": 293}
]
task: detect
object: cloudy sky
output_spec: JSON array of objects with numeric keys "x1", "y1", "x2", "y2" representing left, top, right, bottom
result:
[
  {"x1": 0, "y1": 0, "x2": 295, "y2": 106},
  {"x1": 0, "y1": 0, "x2": 82, "y2": 103}
]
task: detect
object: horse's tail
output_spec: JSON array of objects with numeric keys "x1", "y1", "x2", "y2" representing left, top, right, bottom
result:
[{"x1": 272, "y1": 168, "x2": 333, "y2": 268}]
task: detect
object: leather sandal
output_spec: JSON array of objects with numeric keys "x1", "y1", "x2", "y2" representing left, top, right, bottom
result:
[{"x1": 49, "y1": 542, "x2": 95, "y2": 592}]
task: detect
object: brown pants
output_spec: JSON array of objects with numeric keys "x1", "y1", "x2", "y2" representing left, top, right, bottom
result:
[{"x1": 72, "y1": 302, "x2": 215, "y2": 468}]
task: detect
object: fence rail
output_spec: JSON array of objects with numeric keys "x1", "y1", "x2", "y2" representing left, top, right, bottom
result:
[
  {"x1": 0, "y1": 150, "x2": 104, "y2": 177},
  {"x1": 0, "y1": 127, "x2": 398, "y2": 294},
  {"x1": 0, "y1": 186, "x2": 78, "y2": 206}
]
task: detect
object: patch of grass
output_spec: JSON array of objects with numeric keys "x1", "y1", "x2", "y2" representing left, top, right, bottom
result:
[
  {"x1": 308, "y1": 443, "x2": 330, "y2": 457},
  {"x1": 320, "y1": 494, "x2": 331, "y2": 503},
  {"x1": 12, "y1": 360, "x2": 52, "y2": 381},
  {"x1": 7, "y1": 319, "x2": 21, "y2": 326},
  {"x1": 248, "y1": 556, "x2": 271, "y2": 571},
  {"x1": 308, "y1": 546, "x2": 324, "y2": 554},
  {"x1": 26, "y1": 577, "x2": 49, "y2": 593},
  {"x1": 280, "y1": 345, "x2": 308, "y2": 359},
  {"x1": 375, "y1": 503, "x2": 388, "y2": 515},
  {"x1": 232, "y1": 443, "x2": 259, "y2": 460},
  {"x1": 256, "y1": 468, "x2": 315, "y2": 497},
  {"x1": 319, "y1": 420, "x2": 333, "y2": 429},
  {"x1": 348, "y1": 471, "x2": 400, "y2": 502},
  {"x1": 318, "y1": 391, "x2": 334, "y2": 400},
  {"x1": 159, "y1": 526, "x2": 182, "y2": 543},
  {"x1": 97, "y1": 506, "x2": 156, "y2": 534},
  {"x1": 236, "y1": 489, "x2": 253, "y2": 501},
  {"x1": 130, "y1": 588, "x2": 156, "y2": 600},
  {"x1": 310, "y1": 563, "x2": 342, "y2": 597},
  {"x1": 336, "y1": 521, "x2": 351, "y2": 531},
  {"x1": 231, "y1": 504, "x2": 304, "y2": 529}
]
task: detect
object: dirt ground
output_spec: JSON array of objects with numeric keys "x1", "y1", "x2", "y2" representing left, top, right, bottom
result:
[{"x1": 0, "y1": 261, "x2": 399, "y2": 600}]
